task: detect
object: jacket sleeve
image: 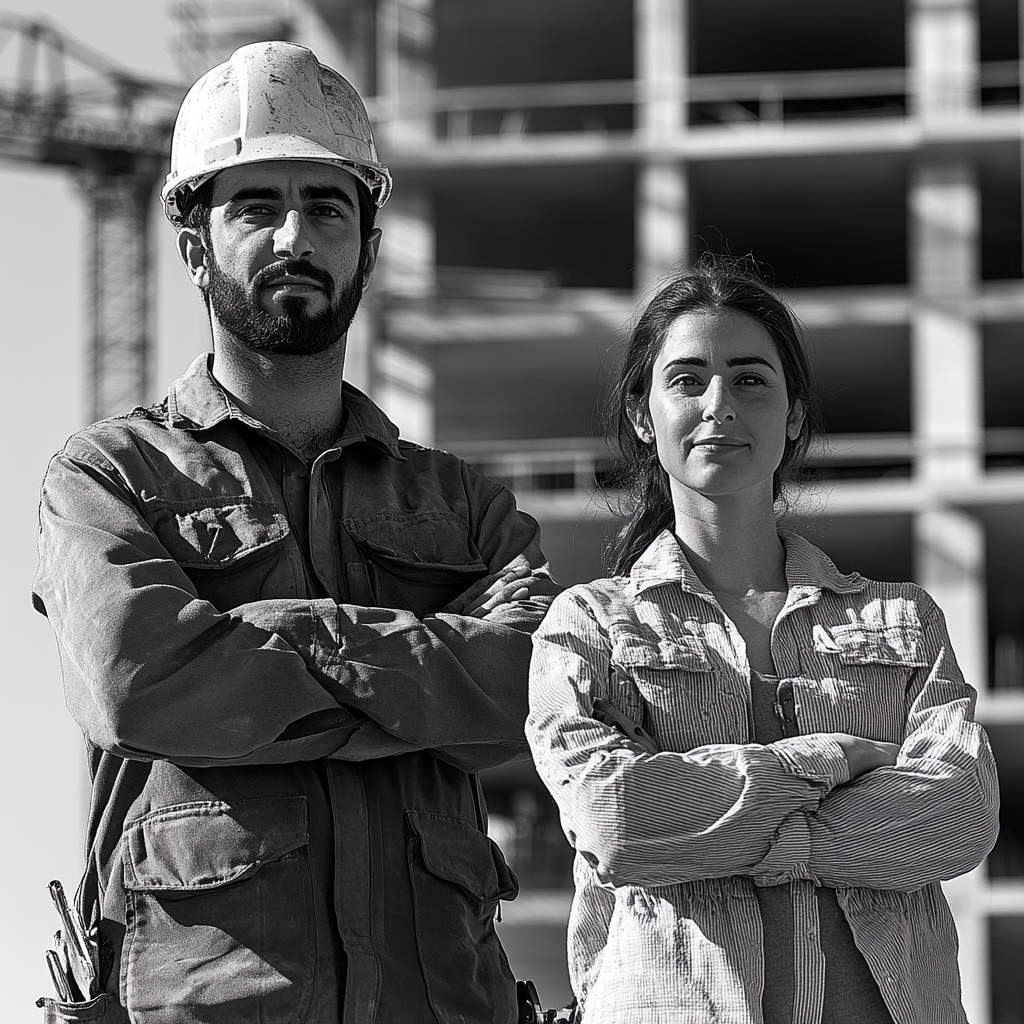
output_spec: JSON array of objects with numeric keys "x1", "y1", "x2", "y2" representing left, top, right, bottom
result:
[
  {"x1": 34, "y1": 445, "x2": 556, "y2": 771},
  {"x1": 795, "y1": 599, "x2": 1000, "y2": 891},
  {"x1": 310, "y1": 480, "x2": 562, "y2": 773},
  {"x1": 526, "y1": 588, "x2": 852, "y2": 888}
]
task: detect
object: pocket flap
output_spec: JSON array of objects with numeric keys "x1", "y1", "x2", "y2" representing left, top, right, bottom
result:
[
  {"x1": 611, "y1": 632, "x2": 713, "y2": 673},
  {"x1": 406, "y1": 811, "x2": 517, "y2": 902},
  {"x1": 344, "y1": 513, "x2": 486, "y2": 583},
  {"x1": 145, "y1": 501, "x2": 290, "y2": 568},
  {"x1": 813, "y1": 623, "x2": 928, "y2": 667},
  {"x1": 123, "y1": 798, "x2": 307, "y2": 892}
]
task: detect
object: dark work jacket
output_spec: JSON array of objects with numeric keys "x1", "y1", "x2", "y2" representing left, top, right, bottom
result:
[{"x1": 33, "y1": 354, "x2": 560, "y2": 1024}]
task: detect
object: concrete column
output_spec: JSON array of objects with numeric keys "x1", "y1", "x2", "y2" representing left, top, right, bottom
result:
[
  {"x1": 371, "y1": 0, "x2": 436, "y2": 443},
  {"x1": 374, "y1": 343, "x2": 435, "y2": 446},
  {"x1": 376, "y1": 0, "x2": 435, "y2": 147},
  {"x1": 907, "y1": 0, "x2": 978, "y2": 118},
  {"x1": 634, "y1": 0, "x2": 688, "y2": 290},
  {"x1": 909, "y1": 162, "x2": 983, "y2": 482},
  {"x1": 913, "y1": 508, "x2": 988, "y2": 1024}
]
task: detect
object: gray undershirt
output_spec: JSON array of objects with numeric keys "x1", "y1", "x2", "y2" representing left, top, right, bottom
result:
[{"x1": 749, "y1": 670, "x2": 895, "y2": 1024}]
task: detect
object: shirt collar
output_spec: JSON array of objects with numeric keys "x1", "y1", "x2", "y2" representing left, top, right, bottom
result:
[
  {"x1": 627, "y1": 527, "x2": 866, "y2": 599},
  {"x1": 165, "y1": 353, "x2": 404, "y2": 459}
]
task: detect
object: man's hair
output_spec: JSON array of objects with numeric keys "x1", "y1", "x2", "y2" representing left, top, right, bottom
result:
[{"x1": 178, "y1": 171, "x2": 379, "y2": 268}]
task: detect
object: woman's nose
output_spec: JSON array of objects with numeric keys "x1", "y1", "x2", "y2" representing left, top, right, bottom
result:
[
  {"x1": 702, "y1": 377, "x2": 736, "y2": 424},
  {"x1": 273, "y1": 209, "x2": 315, "y2": 260}
]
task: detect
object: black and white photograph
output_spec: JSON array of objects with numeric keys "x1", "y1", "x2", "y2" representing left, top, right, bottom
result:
[{"x1": 1, "y1": 2, "x2": 1022, "y2": 1022}]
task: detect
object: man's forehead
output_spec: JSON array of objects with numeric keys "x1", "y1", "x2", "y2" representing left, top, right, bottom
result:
[{"x1": 210, "y1": 160, "x2": 362, "y2": 204}]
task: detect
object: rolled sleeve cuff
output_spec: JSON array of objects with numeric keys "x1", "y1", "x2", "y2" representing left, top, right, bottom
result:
[
  {"x1": 771, "y1": 733, "x2": 851, "y2": 793},
  {"x1": 752, "y1": 810, "x2": 819, "y2": 886}
]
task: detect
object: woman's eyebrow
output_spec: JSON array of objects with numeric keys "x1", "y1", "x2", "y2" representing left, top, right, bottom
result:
[{"x1": 661, "y1": 356, "x2": 778, "y2": 371}]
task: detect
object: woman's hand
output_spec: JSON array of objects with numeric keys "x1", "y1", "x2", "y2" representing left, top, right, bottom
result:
[{"x1": 832, "y1": 733, "x2": 900, "y2": 779}]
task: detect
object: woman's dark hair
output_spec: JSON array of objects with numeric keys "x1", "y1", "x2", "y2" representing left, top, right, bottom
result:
[{"x1": 604, "y1": 253, "x2": 824, "y2": 576}]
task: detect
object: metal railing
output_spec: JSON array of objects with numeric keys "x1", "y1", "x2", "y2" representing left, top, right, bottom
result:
[
  {"x1": 366, "y1": 61, "x2": 1023, "y2": 140},
  {"x1": 454, "y1": 430, "x2": 1024, "y2": 495}
]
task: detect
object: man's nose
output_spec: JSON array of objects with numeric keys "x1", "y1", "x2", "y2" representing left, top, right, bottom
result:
[
  {"x1": 273, "y1": 209, "x2": 315, "y2": 260},
  {"x1": 701, "y1": 377, "x2": 736, "y2": 424}
]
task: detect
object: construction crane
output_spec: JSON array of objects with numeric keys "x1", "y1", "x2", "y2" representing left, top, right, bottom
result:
[{"x1": 0, "y1": 14, "x2": 184, "y2": 421}]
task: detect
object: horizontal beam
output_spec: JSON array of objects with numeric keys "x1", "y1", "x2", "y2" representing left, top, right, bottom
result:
[{"x1": 382, "y1": 108, "x2": 1024, "y2": 171}]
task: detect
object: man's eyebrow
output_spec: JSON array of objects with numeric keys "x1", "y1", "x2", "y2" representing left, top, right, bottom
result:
[
  {"x1": 302, "y1": 185, "x2": 357, "y2": 211},
  {"x1": 226, "y1": 186, "x2": 283, "y2": 203},
  {"x1": 225, "y1": 185, "x2": 356, "y2": 213}
]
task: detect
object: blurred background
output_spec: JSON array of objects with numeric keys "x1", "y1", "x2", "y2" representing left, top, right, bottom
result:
[{"x1": 3, "y1": 0, "x2": 1024, "y2": 1019}]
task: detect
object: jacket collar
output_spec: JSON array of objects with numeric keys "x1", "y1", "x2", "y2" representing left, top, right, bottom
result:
[
  {"x1": 627, "y1": 527, "x2": 866, "y2": 599},
  {"x1": 165, "y1": 353, "x2": 404, "y2": 459}
]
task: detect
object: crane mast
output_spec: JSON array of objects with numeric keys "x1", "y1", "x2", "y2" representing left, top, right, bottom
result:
[{"x1": 0, "y1": 14, "x2": 182, "y2": 421}]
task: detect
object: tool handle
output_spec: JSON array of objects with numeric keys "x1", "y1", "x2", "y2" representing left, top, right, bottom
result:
[{"x1": 47, "y1": 881, "x2": 96, "y2": 997}]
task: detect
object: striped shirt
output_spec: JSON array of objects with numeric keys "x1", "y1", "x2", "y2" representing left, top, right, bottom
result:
[{"x1": 526, "y1": 529, "x2": 999, "y2": 1024}]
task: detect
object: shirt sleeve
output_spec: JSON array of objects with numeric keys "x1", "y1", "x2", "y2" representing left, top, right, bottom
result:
[
  {"x1": 34, "y1": 445, "x2": 557, "y2": 771},
  {"x1": 526, "y1": 587, "x2": 851, "y2": 888},
  {"x1": 799, "y1": 598, "x2": 1000, "y2": 891}
]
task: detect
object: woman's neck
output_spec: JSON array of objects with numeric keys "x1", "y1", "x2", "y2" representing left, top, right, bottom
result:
[{"x1": 669, "y1": 482, "x2": 788, "y2": 598}]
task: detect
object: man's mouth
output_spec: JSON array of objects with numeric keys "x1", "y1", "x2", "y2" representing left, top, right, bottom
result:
[{"x1": 265, "y1": 276, "x2": 323, "y2": 290}]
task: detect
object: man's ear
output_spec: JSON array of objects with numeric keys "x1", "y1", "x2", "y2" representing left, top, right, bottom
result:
[
  {"x1": 628, "y1": 399, "x2": 654, "y2": 445},
  {"x1": 787, "y1": 398, "x2": 806, "y2": 441},
  {"x1": 359, "y1": 227, "x2": 382, "y2": 293},
  {"x1": 176, "y1": 227, "x2": 210, "y2": 292}
]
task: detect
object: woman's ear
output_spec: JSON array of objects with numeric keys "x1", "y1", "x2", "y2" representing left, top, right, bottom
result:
[
  {"x1": 176, "y1": 227, "x2": 210, "y2": 292},
  {"x1": 786, "y1": 398, "x2": 806, "y2": 441},
  {"x1": 628, "y1": 400, "x2": 654, "y2": 445}
]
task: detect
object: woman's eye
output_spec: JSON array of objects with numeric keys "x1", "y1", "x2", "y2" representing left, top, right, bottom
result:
[
  {"x1": 736, "y1": 373, "x2": 767, "y2": 386},
  {"x1": 669, "y1": 374, "x2": 701, "y2": 388}
]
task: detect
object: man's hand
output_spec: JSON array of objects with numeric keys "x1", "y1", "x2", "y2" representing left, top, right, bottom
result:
[
  {"x1": 832, "y1": 733, "x2": 901, "y2": 779},
  {"x1": 443, "y1": 556, "x2": 548, "y2": 618}
]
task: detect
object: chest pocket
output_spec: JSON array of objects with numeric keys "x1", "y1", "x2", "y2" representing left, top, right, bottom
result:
[
  {"x1": 797, "y1": 623, "x2": 929, "y2": 742},
  {"x1": 144, "y1": 499, "x2": 296, "y2": 609},
  {"x1": 609, "y1": 632, "x2": 731, "y2": 752},
  {"x1": 344, "y1": 512, "x2": 487, "y2": 617}
]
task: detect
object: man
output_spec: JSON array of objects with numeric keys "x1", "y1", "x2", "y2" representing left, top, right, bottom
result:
[{"x1": 33, "y1": 41, "x2": 559, "y2": 1024}]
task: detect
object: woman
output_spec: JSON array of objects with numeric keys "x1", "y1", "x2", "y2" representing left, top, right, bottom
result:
[{"x1": 525, "y1": 256, "x2": 999, "y2": 1024}]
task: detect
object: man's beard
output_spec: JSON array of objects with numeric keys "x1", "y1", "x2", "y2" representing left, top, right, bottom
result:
[{"x1": 206, "y1": 254, "x2": 365, "y2": 355}]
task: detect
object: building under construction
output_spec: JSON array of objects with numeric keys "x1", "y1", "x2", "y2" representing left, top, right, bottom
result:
[
  {"x1": 304, "y1": 0, "x2": 1024, "y2": 1019},
  {"x1": 4, "y1": 0, "x2": 1024, "y2": 1019}
]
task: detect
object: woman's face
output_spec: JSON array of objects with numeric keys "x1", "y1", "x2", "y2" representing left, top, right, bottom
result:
[{"x1": 633, "y1": 308, "x2": 804, "y2": 504}]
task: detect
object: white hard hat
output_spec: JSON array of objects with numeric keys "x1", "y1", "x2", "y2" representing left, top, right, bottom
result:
[{"x1": 161, "y1": 40, "x2": 392, "y2": 223}]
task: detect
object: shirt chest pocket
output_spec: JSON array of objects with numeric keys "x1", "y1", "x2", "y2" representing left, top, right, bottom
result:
[
  {"x1": 797, "y1": 624, "x2": 929, "y2": 742},
  {"x1": 144, "y1": 499, "x2": 299, "y2": 608},
  {"x1": 609, "y1": 633, "x2": 733, "y2": 751},
  {"x1": 343, "y1": 512, "x2": 487, "y2": 617}
]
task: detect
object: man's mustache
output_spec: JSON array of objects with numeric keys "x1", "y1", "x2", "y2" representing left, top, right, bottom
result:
[{"x1": 253, "y1": 261, "x2": 335, "y2": 297}]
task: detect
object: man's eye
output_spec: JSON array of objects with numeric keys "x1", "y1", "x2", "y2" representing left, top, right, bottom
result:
[
  {"x1": 237, "y1": 203, "x2": 274, "y2": 217},
  {"x1": 310, "y1": 204, "x2": 345, "y2": 218}
]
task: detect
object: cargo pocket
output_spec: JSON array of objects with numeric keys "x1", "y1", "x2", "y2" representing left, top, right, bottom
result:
[
  {"x1": 121, "y1": 798, "x2": 313, "y2": 1024},
  {"x1": 406, "y1": 810, "x2": 519, "y2": 1024},
  {"x1": 37, "y1": 993, "x2": 126, "y2": 1024}
]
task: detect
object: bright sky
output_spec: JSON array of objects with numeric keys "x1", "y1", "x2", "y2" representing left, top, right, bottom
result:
[{"x1": 0, "y1": 0, "x2": 208, "y2": 1007}]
